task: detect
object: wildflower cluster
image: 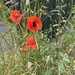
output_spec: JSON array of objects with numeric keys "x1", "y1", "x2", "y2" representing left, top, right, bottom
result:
[{"x1": 10, "y1": 10, "x2": 42, "y2": 51}]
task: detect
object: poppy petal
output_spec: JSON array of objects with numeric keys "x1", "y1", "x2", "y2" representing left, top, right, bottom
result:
[
  {"x1": 27, "y1": 37, "x2": 36, "y2": 45},
  {"x1": 30, "y1": 45, "x2": 38, "y2": 50},
  {"x1": 10, "y1": 14, "x2": 17, "y2": 22},
  {"x1": 24, "y1": 45, "x2": 30, "y2": 51}
]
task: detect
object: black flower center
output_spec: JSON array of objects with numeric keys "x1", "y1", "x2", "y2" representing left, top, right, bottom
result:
[
  {"x1": 15, "y1": 14, "x2": 19, "y2": 18},
  {"x1": 32, "y1": 22, "x2": 36, "y2": 27}
]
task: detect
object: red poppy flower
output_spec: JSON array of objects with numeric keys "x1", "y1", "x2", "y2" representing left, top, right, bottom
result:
[
  {"x1": 10, "y1": 10, "x2": 22, "y2": 24},
  {"x1": 26, "y1": 16, "x2": 42, "y2": 32},
  {"x1": 24, "y1": 37, "x2": 38, "y2": 51}
]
